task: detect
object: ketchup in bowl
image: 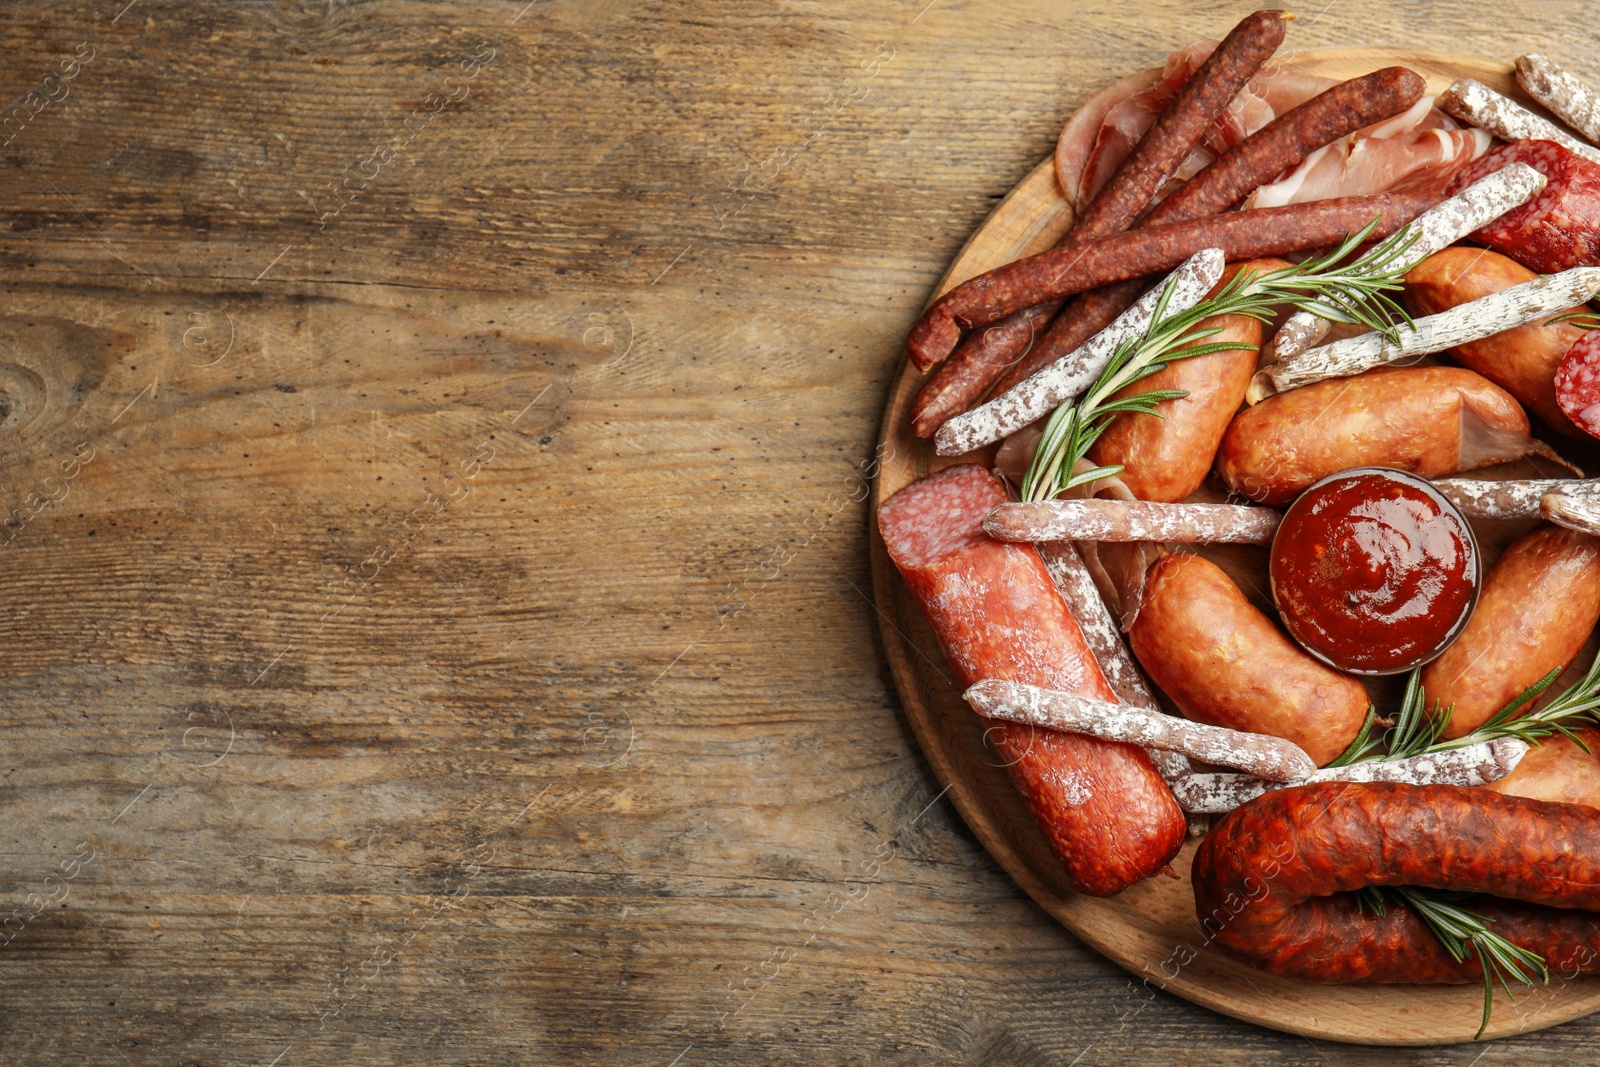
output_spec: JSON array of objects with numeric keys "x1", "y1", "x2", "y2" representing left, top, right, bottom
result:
[{"x1": 1268, "y1": 467, "x2": 1480, "y2": 675}]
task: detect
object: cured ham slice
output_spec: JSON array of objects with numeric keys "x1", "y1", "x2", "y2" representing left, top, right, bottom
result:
[
  {"x1": 1242, "y1": 97, "x2": 1493, "y2": 208},
  {"x1": 1057, "y1": 40, "x2": 1337, "y2": 210}
]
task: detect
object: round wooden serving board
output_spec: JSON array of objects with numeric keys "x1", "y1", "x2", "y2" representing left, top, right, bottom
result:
[{"x1": 870, "y1": 48, "x2": 1600, "y2": 1046}]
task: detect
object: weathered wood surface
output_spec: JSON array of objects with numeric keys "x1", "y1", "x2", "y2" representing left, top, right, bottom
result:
[{"x1": 2, "y1": 1, "x2": 1600, "y2": 1063}]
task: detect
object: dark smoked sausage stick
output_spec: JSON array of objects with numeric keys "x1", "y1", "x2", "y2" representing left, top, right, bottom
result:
[
  {"x1": 905, "y1": 10, "x2": 1291, "y2": 376},
  {"x1": 1192, "y1": 782, "x2": 1600, "y2": 983},
  {"x1": 986, "y1": 66, "x2": 1429, "y2": 399},
  {"x1": 911, "y1": 64, "x2": 1427, "y2": 437},
  {"x1": 905, "y1": 190, "x2": 1436, "y2": 369}
]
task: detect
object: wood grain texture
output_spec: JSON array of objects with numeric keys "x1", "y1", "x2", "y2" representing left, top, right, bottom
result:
[{"x1": 2, "y1": 1, "x2": 1600, "y2": 1064}]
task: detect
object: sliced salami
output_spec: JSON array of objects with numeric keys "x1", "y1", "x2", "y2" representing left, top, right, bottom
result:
[
  {"x1": 1447, "y1": 139, "x2": 1600, "y2": 274},
  {"x1": 877, "y1": 465, "x2": 1186, "y2": 895},
  {"x1": 1556, "y1": 329, "x2": 1600, "y2": 439}
]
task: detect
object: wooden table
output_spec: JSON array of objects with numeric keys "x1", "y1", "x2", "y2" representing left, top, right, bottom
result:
[{"x1": 3, "y1": 1, "x2": 1598, "y2": 1063}]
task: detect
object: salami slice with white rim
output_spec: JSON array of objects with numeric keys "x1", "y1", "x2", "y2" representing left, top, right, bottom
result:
[
  {"x1": 1448, "y1": 139, "x2": 1600, "y2": 274},
  {"x1": 1556, "y1": 330, "x2": 1600, "y2": 438}
]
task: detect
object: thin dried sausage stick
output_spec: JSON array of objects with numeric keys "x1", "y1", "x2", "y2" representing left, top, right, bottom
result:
[
  {"x1": 1435, "y1": 477, "x2": 1600, "y2": 519},
  {"x1": 984, "y1": 499, "x2": 1281, "y2": 545},
  {"x1": 1542, "y1": 493, "x2": 1600, "y2": 537},
  {"x1": 1170, "y1": 739, "x2": 1528, "y2": 813},
  {"x1": 1192, "y1": 783, "x2": 1600, "y2": 983},
  {"x1": 1032, "y1": 541, "x2": 1191, "y2": 782},
  {"x1": 993, "y1": 67, "x2": 1429, "y2": 399},
  {"x1": 1517, "y1": 54, "x2": 1600, "y2": 145},
  {"x1": 906, "y1": 192, "x2": 1436, "y2": 371},
  {"x1": 935, "y1": 250, "x2": 1224, "y2": 456},
  {"x1": 1256, "y1": 266, "x2": 1600, "y2": 397},
  {"x1": 877, "y1": 464, "x2": 1185, "y2": 894},
  {"x1": 1438, "y1": 78, "x2": 1600, "y2": 167},
  {"x1": 965, "y1": 679, "x2": 1316, "y2": 783},
  {"x1": 1267, "y1": 163, "x2": 1548, "y2": 365}
]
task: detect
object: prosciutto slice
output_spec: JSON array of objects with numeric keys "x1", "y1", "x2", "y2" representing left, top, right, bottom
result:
[
  {"x1": 1056, "y1": 41, "x2": 1338, "y2": 210},
  {"x1": 1242, "y1": 97, "x2": 1493, "y2": 208},
  {"x1": 1058, "y1": 44, "x2": 1492, "y2": 214}
]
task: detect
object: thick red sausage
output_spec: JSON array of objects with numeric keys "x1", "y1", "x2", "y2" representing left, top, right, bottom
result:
[
  {"x1": 1556, "y1": 330, "x2": 1600, "y2": 439},
  {"x1": 1087, "y1": 259, "x2": 1289, "y2": 502},
  {"x1": 1128, "y1": 553, "x2": 1369, "y2": 765},
  {"x1": 988, "y1": 67, "x2": 1428, "y2": 398},
  {"x1": 1488, "y1": 727, "x2": 1600, "y2": 809},
  {"x1": 1423, "y1": 524, "x2": 1600, "y2": 738},
  {"x1": 1448, "y1": 139, "x2": 1600, "y2": 274},
  {"x1": 1215, "y1": 365, "x2": 1531, "y2": 506},
  {"x1": 905, "y1": 191, "x2": 1436, "y2": 370},
  {"x1": 1405, "y1": 246, "x2": 1588, "y2": 436},
  {"x1": 877, "y1": 465, "x2": 1185, "y2": 895},
  {"x1": 1192, "y1": 783, "x2": 1600, "y2": 983}
]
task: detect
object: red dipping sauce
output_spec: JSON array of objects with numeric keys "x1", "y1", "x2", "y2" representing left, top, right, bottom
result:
[{"x1": 1269, "y1": 468, "x2": 1480, "y2": 675}]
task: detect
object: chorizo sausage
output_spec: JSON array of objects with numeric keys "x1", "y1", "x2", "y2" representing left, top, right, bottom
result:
[
  {"x1": 988, "y1": 68, "x2": 1428, "y2": 397},
  {"x1": 1447, "y1": 139, "x2": 1600, "y2": 274},
  {"x1": 1487, "y1": 727, "x2": 1600, "y2": 810},
  {"x1": 1215, "y1": 365, "x2": 1531, "y2": 507},
  {"x1": 1404, "y1": 246, "x2": 1587, "y2": 435},
  {"x1": 1192, "y1": 782, "x2": 1600, "y2": 983},
  {"x1": 877, "y1": 464, "x2": 1185, "y2": 895},
  {"x1": 905, "y1": 192, "x2": 1436, "y2": 370},
  {"x1": 1127, "y1": 553, "x2": 1369, "y2": 766},
  {"x1": 1423, "y1": 524, "x2": 1600, "y2": 739},
  {"x1": 1088, "y1": 259, "x2": 1289, "y2": 501}
]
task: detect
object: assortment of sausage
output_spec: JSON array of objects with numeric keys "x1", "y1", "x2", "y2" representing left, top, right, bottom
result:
[{"x1": 878, "y1": 9, "x2": 1600, "y2": 1015}]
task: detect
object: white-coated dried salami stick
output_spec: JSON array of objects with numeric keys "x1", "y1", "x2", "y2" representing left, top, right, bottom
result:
[
  {"x1": 1263, "y1": 163, "x2": 1549, "y2": 369},
  {"x1": 1434, "y1": 477, "x2": 1600, "y2": 519},
  {"x1": 1517, "y1": 54, "x2": 1600, "y2": 145},
  {"x1": 985, "y1": 499, "x2": 1281, "y2": 545},
  {"x1": 1438, "y1": 78, "x2": 1600, "y2": 167},
  {"x1": 1254, "y1": 266, "x2": 1600, "y2": 397},
  {"x1": 1033, "y1": 540, "x2": 1191, "y2": 782},
  {"x1": 1541, "y1": 493, "x2": 1600, "y2": 537},
  {"x1": 934, "y1": 249, "x2": 1225, "y2": 456},
  {"x1": 965, "y1": 679, "x2": 1317, "y2": 783},
  {"x1": 1168, "y1": 738, "x2": 1529, "y2": 814}
]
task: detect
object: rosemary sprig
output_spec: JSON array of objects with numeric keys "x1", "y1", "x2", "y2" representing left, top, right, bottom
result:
[
  {"x1": 1546, "y1": 309, "x2": 1600, "y2": 331},
  {"x1": 1356, "y1": 886, "x2": 1548, "y2": 1038},
  {"x1": 1323, "y1": 704, "x2": 1382, "y2": 767},
  {"x1": 1021, "y1": 219, "x2": 1420, "y2": 502},
  {"x1": 1328, "y1": 654, "x2": 1600, "y2": 766}
]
